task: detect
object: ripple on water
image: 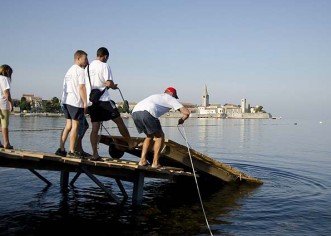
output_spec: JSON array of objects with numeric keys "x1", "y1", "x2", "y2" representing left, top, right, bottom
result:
[{"x1": 213, "y1": 163, "x2": 330, "y2": 235}]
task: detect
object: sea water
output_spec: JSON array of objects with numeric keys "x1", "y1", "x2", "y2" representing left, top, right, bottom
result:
[{"x1": 0, "y1": 116, "x2": 330, "y2": 235}]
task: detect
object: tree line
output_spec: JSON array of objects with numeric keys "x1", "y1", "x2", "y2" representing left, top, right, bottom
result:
[
  {"x1": 13, "y1": 97, "x2": 129, "y2": 113},
  {"x1": 13, "y1": 97, "x2": 61, "y2": 113}
]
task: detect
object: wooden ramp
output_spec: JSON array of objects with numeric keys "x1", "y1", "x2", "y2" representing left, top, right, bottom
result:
[
  {"x1": 99, "y1": 135, "x2": 263, "y2": 184},
  {"x1": 0, "y1": 148, "x2": 194, "y2": 205}
]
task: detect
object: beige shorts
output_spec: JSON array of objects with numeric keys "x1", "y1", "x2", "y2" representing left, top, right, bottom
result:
[{"x1": 0, "y1": 110, "x2": 10, "y2": 128}]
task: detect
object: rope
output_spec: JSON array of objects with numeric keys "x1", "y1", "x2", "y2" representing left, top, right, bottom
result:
[
  {"x1": 177, "y1": 124, "x2": 213, "y2": 236},
  {"x1": 100, "y1": 123, "x2": 136, "y2": 150}
]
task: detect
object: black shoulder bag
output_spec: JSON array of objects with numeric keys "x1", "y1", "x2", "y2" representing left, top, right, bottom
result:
[{"x1": 87, "y1": 65, "x2": 106, "y2": 103}]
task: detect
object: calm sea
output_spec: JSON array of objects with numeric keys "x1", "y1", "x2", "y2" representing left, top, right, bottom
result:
[{"x1": 0, "y1": 116, "x2": 330, "y2": 235}]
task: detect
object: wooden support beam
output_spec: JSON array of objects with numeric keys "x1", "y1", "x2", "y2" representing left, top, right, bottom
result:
[
  {"x1": 80, "y1": 166, "x2": 122, "y2": 204},
  {"x1": 132, "y1": 171, "x2": 145, "y2": 205},
  {"x1": 115, "y1": 178, "x2": 128, "y2": 201},
  {"x1": 70, "y1": 171, "x2": 82, "y2": 186},
  {"x1": 28, "y1": 169, "x2": 52, "y2": 186},
  {"x1": 60, "y1": 171, "x2": 69, "y2": 191}
]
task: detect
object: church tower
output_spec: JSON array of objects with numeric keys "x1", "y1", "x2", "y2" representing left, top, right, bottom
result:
[
  {"x1": 202, "y1": 85, "x2": 209, "y2": 107},
  {"x1": 241, "y1": 98, "x2": 246, "y2": 113}
]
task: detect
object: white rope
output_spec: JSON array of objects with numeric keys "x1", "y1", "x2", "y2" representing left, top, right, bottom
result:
[{"x1": 177, "y1": 124, "x2": 213, "y2": 236}]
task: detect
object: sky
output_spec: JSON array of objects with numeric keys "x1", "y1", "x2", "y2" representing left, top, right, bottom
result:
[{"x1": 1, "y1": 0, "x2": 330, "y2": 120}]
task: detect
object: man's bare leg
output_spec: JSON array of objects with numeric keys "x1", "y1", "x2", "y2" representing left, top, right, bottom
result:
[
  {"x1": 90, "y1": 121, "x2": 101, "y2": 159},
  {"x1": 59, "y1": 119, "x2": 72, "y2": 151},
  {"x1": 112, "y1": 116, "x2": 135, "y2": 149},
  {"x1": 151, "y1": 131, "x2": 164, "y2": 168},
  {"x1": 75, "y1": 119, "x2": 89, "y2": 153},
  {"x1": 139, "y1": 135, "x2": 153, "y2": 166},
  {"x1": 69, "y1": 120, "x2": 80, "y2": 153}
]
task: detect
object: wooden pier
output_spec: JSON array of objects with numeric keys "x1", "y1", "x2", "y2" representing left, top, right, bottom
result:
[
  {"x1": 0, "y1": 136, "x2": 262, "y2": 205},
  {"x1": 0, "y1": 148, "x2": 194, "y2": 205}
]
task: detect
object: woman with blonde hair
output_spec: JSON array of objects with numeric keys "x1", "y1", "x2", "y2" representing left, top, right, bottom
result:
[{"x1": 0, "y1": 64, "x2": 13, "y2": 149}]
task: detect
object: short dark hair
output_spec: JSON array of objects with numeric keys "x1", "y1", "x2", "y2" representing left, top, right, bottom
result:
[
  {"x1": 74, "y1": 50, "x2": 87, "y2": 59},
  {"x1": 97, "y1": 47, "x2": 109, "y2": 57}
]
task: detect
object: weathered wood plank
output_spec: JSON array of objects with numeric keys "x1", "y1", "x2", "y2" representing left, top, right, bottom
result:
[{"x1": 100, "y1": 135, "x2": 263, "y2": 184}]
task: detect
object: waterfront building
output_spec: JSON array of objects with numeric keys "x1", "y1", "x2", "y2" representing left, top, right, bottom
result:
[{"x1": 196, "y1": 86, "x2": 271, "y2": 119}]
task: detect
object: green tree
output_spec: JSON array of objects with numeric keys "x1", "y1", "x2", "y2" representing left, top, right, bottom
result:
[
  {"x1": 51, "y1": 97, "x2": 61, "y2": 113},
  {"x1": 255, "y1": 106, "x2": 266, "y2": 113},
  {"x1": 41, "y1": 97, "x2": 61, "y2": 113},
  {"x1": 19, "y1": 97, "x2": 31, "y2": 112}
]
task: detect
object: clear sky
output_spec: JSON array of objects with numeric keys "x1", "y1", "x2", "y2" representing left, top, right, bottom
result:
[{"x1": 1, "y1": 0, "x2": 330, "y2": 119}]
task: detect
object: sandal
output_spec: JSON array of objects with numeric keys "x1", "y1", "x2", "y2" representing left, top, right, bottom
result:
[
  {"x1": 151, "y1": 164, "x2": 164, "y2": 169},
  {"x1": 138, "y1": 162, "x2": 150, "y2": 167},
  {"x1": 4, "y1": 145, "x2": 13, "y2": 149},
  {"x1": 88, "y1": 156, "x2": 103, "y2": 161}
]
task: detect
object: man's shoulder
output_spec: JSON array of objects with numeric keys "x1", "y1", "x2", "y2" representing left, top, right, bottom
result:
[
  {"x1": 66, "y1": 64, "x2": 84, "y2": 74},
  {"x1": 90, "y1": 60, "x2": 107, "y2": 67}
]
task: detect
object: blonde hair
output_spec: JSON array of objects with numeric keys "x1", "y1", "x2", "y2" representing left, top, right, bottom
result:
[{"x1": 0, "y1": 64, "x2": 13, "y2": 79}]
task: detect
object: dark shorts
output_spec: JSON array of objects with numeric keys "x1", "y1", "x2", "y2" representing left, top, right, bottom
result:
[
  {"x1": 62, "y1": 104, "x2": 84, "y2": 120},
  {"x1": 78, "y1": 115, "x2": 89, "y2": 136},
  {"x1": 132, "y1": 111, "x2": 162, "y2": 135},
  {"x1": 88, "y1": 100, "x2": 120, "y2": 123}
]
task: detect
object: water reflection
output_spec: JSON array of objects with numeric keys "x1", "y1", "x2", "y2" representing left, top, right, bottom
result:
[{"x1": 1, "y1": 117, "x2": 331, "y2": 235}]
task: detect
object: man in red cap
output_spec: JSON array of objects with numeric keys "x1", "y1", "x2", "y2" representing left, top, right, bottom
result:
[{"x1": 132, "y1": 87, "x2": 190, "y2": 168}]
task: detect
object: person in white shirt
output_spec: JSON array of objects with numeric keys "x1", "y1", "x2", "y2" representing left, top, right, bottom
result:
[
  {"x1": 0, "y1": 64, "x2": 14, "y2": 149},
  {"x1": 132, "y1": 87, "x2": 190, "y2": 168},
  {"x1": 86, "y1": 47, "x2": 134, "y2": 160},
  {"x1": 55, "y1": 50, "x2": 88, "y2": 158}
]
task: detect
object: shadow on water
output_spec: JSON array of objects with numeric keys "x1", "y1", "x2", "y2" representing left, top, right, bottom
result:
[{"x1": 0, "y1": 176, "x2": 261, "y2": 235}]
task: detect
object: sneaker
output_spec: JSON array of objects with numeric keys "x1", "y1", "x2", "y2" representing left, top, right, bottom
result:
[
  {"x1": 67, "y1": 151, "x2": 82, "y2": 159},
  {"x1": 55, "y1": 148, "x2": 67, "y2": 157},
  {"x1": 78, "y1": 151, "x2": 92, "y2": 158}
]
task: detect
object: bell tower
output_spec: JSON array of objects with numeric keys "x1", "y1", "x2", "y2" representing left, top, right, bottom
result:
[{"x1": 202, "y1": 85, "x2": 209, "y2": 107}]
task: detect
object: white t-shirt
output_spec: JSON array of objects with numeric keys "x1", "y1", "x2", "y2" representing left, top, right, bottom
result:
[
  {"x1": 132, "y1": 93, "x2": 183, "y2": 118},
  {"x1": 85, "y1": 60, "x2": 113, "y2": 106},
  {"x1": 61, "y1": 64, "x2": 86, "y2": 108},
  {"x1": 0, "y1": 75, "x2": 11, "y2": 110}
]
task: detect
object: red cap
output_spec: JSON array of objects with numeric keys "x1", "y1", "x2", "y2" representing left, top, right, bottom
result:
[{"x1": 165, "y1": 87, "x2": 179, "y2": 99}]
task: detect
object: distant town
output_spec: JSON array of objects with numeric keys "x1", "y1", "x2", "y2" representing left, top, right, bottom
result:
[{"x1": 12, "y1": 86, "x2": 272, "y2": 119}]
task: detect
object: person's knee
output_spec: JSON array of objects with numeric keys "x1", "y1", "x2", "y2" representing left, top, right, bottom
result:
[
  {"x1": 64, "y1": 124, "x2": 72, "y2": 131},
  {"x1": 146, "y1": 133, "x2": 154, "y2": 139}
]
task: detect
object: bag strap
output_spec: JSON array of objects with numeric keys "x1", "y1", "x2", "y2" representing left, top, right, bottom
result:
[
  {"x1": 87, "y1": 65, "x2": 106, "y2": 94},
  {"x1": 87, "y1": 65, "x2": 92, "y2": 87}
]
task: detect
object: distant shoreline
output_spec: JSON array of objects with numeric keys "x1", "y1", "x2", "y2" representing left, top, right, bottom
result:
[
  {"x1": 11, "y1": 112, "x2": 63, "y2": 117},
  {"x1": 12, "y1": 112, "x2": 272, "y2": 119}
]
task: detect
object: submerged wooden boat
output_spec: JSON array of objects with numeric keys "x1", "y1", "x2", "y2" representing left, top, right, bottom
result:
[{"x1": 99, "y1": 135, "x2": 263, "y2": 184}]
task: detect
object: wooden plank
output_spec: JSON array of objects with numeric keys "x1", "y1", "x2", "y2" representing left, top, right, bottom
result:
[
  {"x1": 0, "y1": 148, "x2": 195, "y2": 179},
  {"x1": 62, "y1": 157, "x2": 82, "y2": 165},
  {"x1": 106, "y1": 135, "x2": 262, "y2": 184},
  {"x1": 0, "y1": 151, "x2": 22, "y2": 160}
]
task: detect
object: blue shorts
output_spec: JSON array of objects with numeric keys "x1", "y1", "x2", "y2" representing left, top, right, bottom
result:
[
  {"x1": 62, "y1": 104, "x2": 84, "y2": 120},
  {"x1": 132, "y1": 111, "x2": 162, "y2": 135}
]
